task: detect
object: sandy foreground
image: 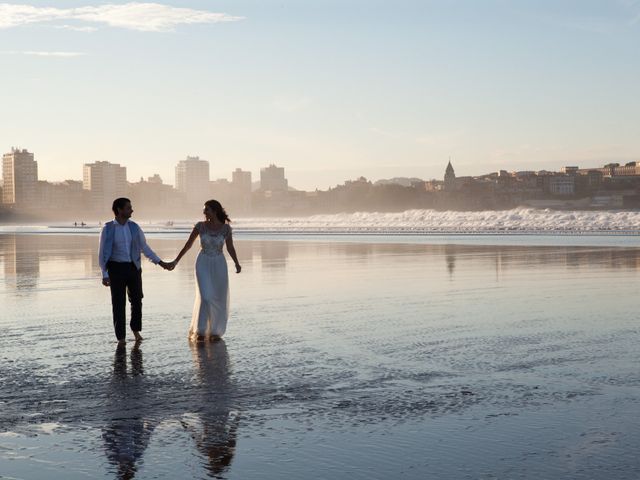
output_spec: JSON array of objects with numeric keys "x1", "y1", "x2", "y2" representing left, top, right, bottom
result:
[{"x1": 1, "y1": 233, "x2": 640, "y2": 479}]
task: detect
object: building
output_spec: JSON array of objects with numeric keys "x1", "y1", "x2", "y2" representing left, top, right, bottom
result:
[
  {"x1": 232, "y1": 168, "x2": 252, "y2": 193},
  {"x1": 147, "y1": 174, "x2": 163, "y2": 184},
  {"x1": 548, "y1": 175, "x2": 575, "y2": 195},
  {"x1": 83, "y1": 161, "x2": 127, "y2": 210},
  {"x1": 561, "y1": 166, "x2": 579, "y2": 175},
  {"x1": 209, "y1": 178, "x2": 234, "y2": 207},
  {"x1": 232, "y1": 168, "x2": 252, "y2": 212},
  {"x1": 260, "y1": 164, "x2": 288, "y2": 192},
  {"x1": 424, "y1": 180, "x2": 443, "y2": 192},
  {"x1": 2, "y1": 148, "x2": 38, "y2": 206},
  {"x1": 128, "y1": 175, "x2": 180, "y2": 217},
  {"x1": 576, "y1": 162, "x2": 640, "y2": 178},
  {"x1": 175, "y1": 156, "x2": 210, "y2": 205},
  {"x1": 444, "y1": 160, "x2": 456, "y2": 191},
  {"x1": 36, "y1": 180, "x2": 85, "y2": 209}
]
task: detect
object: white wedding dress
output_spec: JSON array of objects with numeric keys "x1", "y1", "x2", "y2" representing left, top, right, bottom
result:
[{"x1": 189, "y1": 222, "x2": 231, "y2": 340}]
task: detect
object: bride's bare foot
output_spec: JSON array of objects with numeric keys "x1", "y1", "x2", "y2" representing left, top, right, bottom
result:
[{"x1": 133, "y1": 331, "x2": 143, "y2": 342}]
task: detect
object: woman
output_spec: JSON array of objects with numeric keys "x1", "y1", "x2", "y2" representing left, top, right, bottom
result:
[{"x1": 170, "y1": 200, "x2": 241, "y2": 341}]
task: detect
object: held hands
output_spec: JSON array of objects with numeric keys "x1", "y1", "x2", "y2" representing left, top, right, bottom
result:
[
  {"x1": 159, "y1": 260, "x2": 237, "y2": 273},
  {"x1": 102, "y1": 277, "x2": 111, "y2": 287},
  {"x1": 159, "y1": 260, "x2": 176, "y2": 271}
]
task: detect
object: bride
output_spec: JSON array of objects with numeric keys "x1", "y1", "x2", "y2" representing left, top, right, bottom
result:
[{"x1": 170, "y1": 200, "x2": 241, "y2": 341}]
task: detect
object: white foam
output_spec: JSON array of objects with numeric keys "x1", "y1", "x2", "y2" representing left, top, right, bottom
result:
[
  {"x1": 229, "y1": 208, "x2": 640, "y2": 233},
  {"x1": 38, "y1": 422, "x2": 61, "y2": 434},
  {"x1": 3, "y1": 208, "x2": 640, "y2": 234}
]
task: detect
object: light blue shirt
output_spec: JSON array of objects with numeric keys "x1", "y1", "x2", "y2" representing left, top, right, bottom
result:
[
  {"x1": 110, "y1": 220, "x2": 133, "y2": 263},
  {"x1": 98, "y1": 219, "x2": 161, "y2": 278}
]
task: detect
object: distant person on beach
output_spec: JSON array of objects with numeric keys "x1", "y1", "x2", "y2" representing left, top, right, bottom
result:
[
  {"x1": 98, "y1": 197, "x2": 172, "y2": 344},
  {"x1": 168, "y1": 199, "x2": 241, "y2": 342}
]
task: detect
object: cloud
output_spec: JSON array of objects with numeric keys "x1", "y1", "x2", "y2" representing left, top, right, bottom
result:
[
  {"x1": 2, "y1": 50, "x2": 85, "y2": 56},
  {"x1": 0, "y1": 3, "x2": 244, "y2": 32},
  {"x1": 54, "y1": 24, "x2": 98, "y2": 33}
]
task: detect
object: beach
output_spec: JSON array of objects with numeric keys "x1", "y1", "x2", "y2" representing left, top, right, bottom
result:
[{"x1": 1, "y1": 232, "x2": 640, "y2": 479}]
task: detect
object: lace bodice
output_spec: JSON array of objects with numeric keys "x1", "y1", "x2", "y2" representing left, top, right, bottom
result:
[{"x1": 196, "y1": 222, "x2": 230, "y2": 257}]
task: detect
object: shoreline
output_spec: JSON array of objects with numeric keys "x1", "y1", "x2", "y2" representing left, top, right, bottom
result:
[{"x1": 2, "y1": 229, "x2": 640, "y2": 248}]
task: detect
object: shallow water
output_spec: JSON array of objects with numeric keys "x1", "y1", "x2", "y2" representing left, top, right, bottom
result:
[{"x1": 1, "y1": 233, "x2": 640, "y2": 479}]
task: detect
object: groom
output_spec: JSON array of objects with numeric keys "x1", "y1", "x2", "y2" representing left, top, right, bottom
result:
[{"x1": 99, "y1": 197, "x2": 171, "y2": 344}]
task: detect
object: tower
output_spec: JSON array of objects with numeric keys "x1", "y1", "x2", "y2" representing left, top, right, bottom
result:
[
  {"x1": 175, "y1": 156, "x2": 210, "y2": 205},
  {"x1": 82, "y1": 161, "x2": 127, "y2": 209},
  {"x1": 2, "y1": 148, "x2": 38, "y2": 206},
  {"x1": 444, "y1": 160, "x2": 456, "y2": 191}
]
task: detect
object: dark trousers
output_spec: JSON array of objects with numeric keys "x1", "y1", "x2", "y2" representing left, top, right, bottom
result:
[{"x1": 107, "y1": 261, "x2": 144, "y2": 340}]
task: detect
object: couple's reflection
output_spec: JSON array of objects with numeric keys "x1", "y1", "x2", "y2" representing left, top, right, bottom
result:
[
  {"x1": 102, "y1": 340, "x2": 238, "y2": 479},
  {"x1": 182, "y1": 340, "x2": 239, "y2": 478},
  {"x1": 103, "y1": 342, "x2": 154, "y2": 480}
]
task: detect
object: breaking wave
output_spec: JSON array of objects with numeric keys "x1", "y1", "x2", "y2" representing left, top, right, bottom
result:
[
  {"x1": 4, "y1": 208, "x2": 640, "y2": 235},
  {"x1": 231, "y1": 208, "x2": 640, "y2": 234}
]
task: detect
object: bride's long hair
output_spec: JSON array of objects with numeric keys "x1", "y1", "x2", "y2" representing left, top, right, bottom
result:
[{"x1": 204, "y1": 199, "x2": 231, "y2": 224}]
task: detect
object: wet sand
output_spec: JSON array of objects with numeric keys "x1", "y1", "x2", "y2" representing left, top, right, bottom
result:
[{"x1": 1, "y1": 234, "x2": 640, "y2": 479}]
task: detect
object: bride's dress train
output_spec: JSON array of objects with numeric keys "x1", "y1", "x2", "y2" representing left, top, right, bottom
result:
[{"x1": 189, "y1": 222, "x2": 230, "y2": 340}]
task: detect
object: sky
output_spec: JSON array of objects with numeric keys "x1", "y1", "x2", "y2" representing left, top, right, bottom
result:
[{"x1": 1, "y1": 0, "x2": 639, "y2": 190}]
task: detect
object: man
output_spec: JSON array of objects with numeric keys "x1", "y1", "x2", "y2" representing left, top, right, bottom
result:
[{"x1": 99, "y1": 198, "x2": 171, "y2": 344}]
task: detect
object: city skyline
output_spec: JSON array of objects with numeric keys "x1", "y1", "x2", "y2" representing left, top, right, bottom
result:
[
  {"x1": 1, "y1": 1, "x2": 639, "y2": 190},
  {"x1": 5, "y1": 146, "x2": 640, "y2": 193},
  {"x1": 3, "y1": 145, "x2": 639, "y2": 191},
  {"x1": 4, "y1": 144, "x2": 640, "y2": 219}
]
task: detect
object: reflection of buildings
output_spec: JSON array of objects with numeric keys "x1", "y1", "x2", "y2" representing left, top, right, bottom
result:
[
  {"x1": 84, "y1": 243, "x2": 104, "y2": 276},
  {"x1": 184, "y1": 341, "x2": 238, "y2": 478},
  {"x1": 258, "y1": 241, "x2": 289, "y2": 270},
  {"x1": 1, "y1": 234, "x2": 40, "y2": 292},
  {"x1": 339, "y1": 242, "x2": 375, "y2": 259},
  {"x1": 0, "y1": 234, "x2": 108, "y2": 292},
  {"x1": 434, "y1": 244, "x2": 640, "y2": 274},
  {"x1": 2, "y1": 148, "x2": 38, "y2": 206},
  {"x1": 103, "y1": 343, "x2": 153, "y2": 480}
]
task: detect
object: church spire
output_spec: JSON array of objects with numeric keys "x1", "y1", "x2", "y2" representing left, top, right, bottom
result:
[
  {"x1": 444, "y1": 158, "x2": 456, "y2": 191},
  {"x1": 445, "y1": 160, "x2": 454, "y2": 175}
]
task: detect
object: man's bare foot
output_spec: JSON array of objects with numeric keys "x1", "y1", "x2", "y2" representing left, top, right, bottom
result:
[
  {"x1": 117, "y1": 339, "x2": 126, "y2": 346},
  {"x1": 211, "y1": 335, "x2": 222, "y2": 341},
  {"x1": 133, "y1": 331, "x2": 143, "y2": 342}
]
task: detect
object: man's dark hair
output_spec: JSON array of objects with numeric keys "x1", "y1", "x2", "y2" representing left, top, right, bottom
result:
[{"x1": 112, "y1": 197, "x2": 131, "y2": 215}]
